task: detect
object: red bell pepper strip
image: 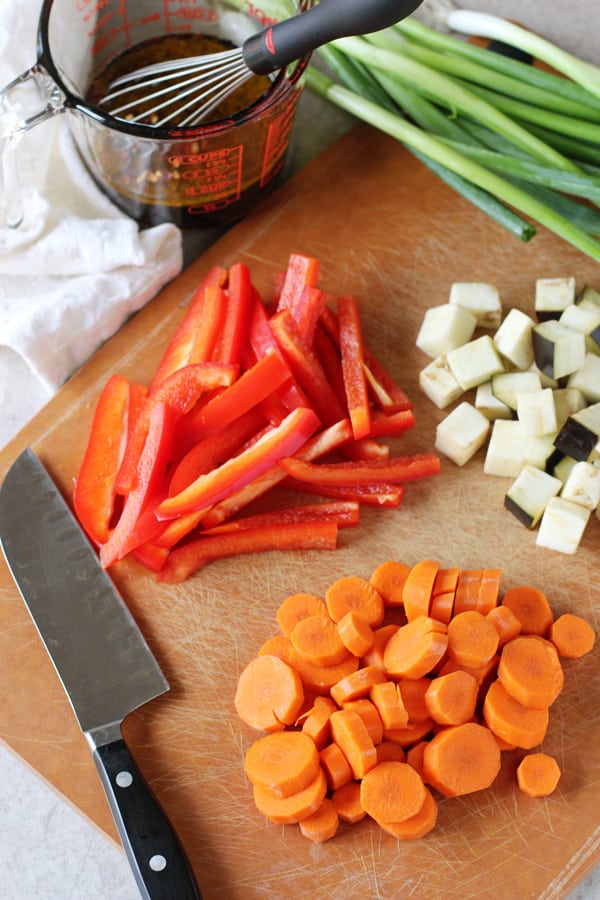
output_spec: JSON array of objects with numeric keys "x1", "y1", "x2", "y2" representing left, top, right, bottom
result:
[
  {"x1": 248, "y1": 295, "x2": 309, "y2": 412},
  {"x1": 368, "y1": 408, "x2": 416, "y2": 438},
  {"x1": 168, "y1": 407, "x2": 265, "y2": 497},
  {"x1": 362, "y1": 347, "x2": 413, "y2": 413},
  {"x1": 149, "y1": 265, "x2": 227, "y2": 390},
  {"x1": 313, "y1": 323, "x2": 347, "y2": 407},
  {"x1": 199, "y1": 418, "x2": 354, "y2": 529},
  {"x1": 277, "y1": 253, "x2": 319, "y2": 314},
  {"x1": 73, "y1": 373, "x2": 132, "y2": 544},
  {"x1": 282, "y1": 478, "x2": 405, "y2": 508},
  {"x1": 155, "y1": 406, "x2": 320, "y2": 520},
  {"x1": 157, "y1": 520, "x2": 339, "y2": 584},
  {"x1": 100, "y1": 400, "x2": 176, "y2": 568},
  {"x1": 202, "y1": 501, "x2": 360, "y2": 534},
  {"x1": 129, "y1": 542, "x2": 169, "y2": 573},
  {"x1": 319, "y1": 305, "x2": 412, "y2": 413},
  {"x1": 278, "y1": 453, "x2": 441, "y2": 485},
  {"x1": 211, "y1": 262, "x2": 253, "y2": 366},
  {"x1": 269, "y1": 309, "x2": 346, "y2": 426},
  {"x1": 115, "y1": 362, "x2": 237, "y2": 495},
  {"x1": 176, "y1": 350, "x2": 291, "y2": 453},
  {"x1": 338, "y1": 295, "x2": 371, "y2": 441}
]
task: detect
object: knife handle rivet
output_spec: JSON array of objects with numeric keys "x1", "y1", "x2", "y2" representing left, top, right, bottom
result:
[
  {"x1": 116, "y1": 770, "x2": 134, "y2": 788},
  {"x1": 149, "y1": 854, "x2": 168, "y2": 872}
]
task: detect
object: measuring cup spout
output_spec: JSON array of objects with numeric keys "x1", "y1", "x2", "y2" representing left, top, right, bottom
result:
[{"x1": 0, "y1": 63, "x2": 66, "y2": 228}]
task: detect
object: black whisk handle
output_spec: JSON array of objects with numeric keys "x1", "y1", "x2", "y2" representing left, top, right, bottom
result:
[{"x1": 242, "y1": 0, "x2": 424, "y2": 75}]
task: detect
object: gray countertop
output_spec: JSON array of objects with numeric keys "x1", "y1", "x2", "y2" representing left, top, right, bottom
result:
[{"x1": 1, "y1": 2, "x2": 599, "y2": 898}]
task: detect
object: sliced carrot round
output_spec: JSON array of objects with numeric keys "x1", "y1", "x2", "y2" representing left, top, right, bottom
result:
[
  {"x1": 422, "y1": 722, "x2": 501, "y2": 797},
  {"x1": 291, "y1": 614, "x2": 348, "y2": 666},
  {"x1": 360, "y1": 761, "x2": 427, "y2": 823},
  {"x1": 244, "y1": 731, "x2": 320, "y2": 798},
  {"x1": 332, "y1": 780, "x2": 366, "y2": 824},
  {"x1": 424, "y1": 670, "x2": 478, "y2": 726},
  {"x1": 487, "y1": 605, "x2": 522, "y2": 648},
  {"x1": 402, "y1": 559, "x2": 440, "y2": 621},
  {"x1": 234, "y1": 654, "x2": 304, "y2": 732},
  {"x1": 516, "y1": 752, "x2": 561, "y2": 798},
  {"x1": 447, "y1": 610, "x2": 499, "y2": 668},
  {"x1": 501, "y1": 584, "x2": 553, "y2": 636},
  {"x1": 253, "y1": 766, "x2": 327, "y2": 824},
  {"x1": 498, "y1": 635, "x2": 564, "y2": 709},
  {"x1": 337, "y1": 610, "x2": 375, "y2": 657},
  {"x1": 276, "y1": 592, "x2": 329, "y2": 636},
  {"x1": 325, "y1": 575, "x2": 385, "y2": 627},
  {"x1": 329, "y1": 707, "x2": 378, "y2": 779},
  {"x1": 378, "y1": 787, "x2": 438, "y2": 840},
  {"x1": 330, "y1": 664, "x2": 387, "y2": 706},
  {"x1": 482, "y1": 679, "x2": 549, "y2": 749},
  {"x1": 299, "y1": 797, "x2": 340, "y2": 843},
  {"x1": 369, "y1": 560, "x2": 410, "y2": 607},
  {"x1": 548, "y1": 613, "x2": 596, "y2": 659},
  {"x1": 320, "y1": 741, "x2": 353, "y2": 790},
  {"x1": 383, "y1": 616, "x2": 448, "y2": 679}
]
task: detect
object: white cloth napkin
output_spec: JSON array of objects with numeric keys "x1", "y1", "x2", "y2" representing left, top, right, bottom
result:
[{"x1": 0, "y1": 1, "x2": 183, "y2": 398}]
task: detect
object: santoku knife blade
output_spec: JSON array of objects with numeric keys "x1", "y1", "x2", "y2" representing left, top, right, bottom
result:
[{"x1": 0, "y1": 448, "x2": 202, "y2": 900}]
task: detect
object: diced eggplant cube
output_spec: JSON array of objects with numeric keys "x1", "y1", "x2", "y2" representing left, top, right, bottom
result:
[
  {"x1": 525, "y1": 433, "x2": 560, "y2": 471},
  {"x1": 567, "y1": 354, "x2": 600, "y2": 404},
  {"x1": 553, "y1": 387, "x2": 587, "y2": 429},
  {"x1": 560, "y1": 460, "x2": 600, "y2": 510},
  {"x1": 483, "y1": 419, "x2": 527, "y2": 477},
  {"x1": 435, "y1": 401, "x2": 491, "y2": 466},
  {"x1": 446, "y1": 335, "x2": 504, "y2": 391},
  {"x1": 491, "y1": 371, "x2": 541, "y2": 411},
  {"x1": 493, "y1": 307, "x2": 535, "y2": 370},
  {"x1": 554, "y1": 402, "x2": 600, "y2": 461},
  {"x1": 535, "y1": 276, "x2": 575, "y2": 321},
  {"x1": 532, "y1": 319, "x2": 586, "y2": 380},
  {"x1": 551, "y1": 453, "x2": 576, "y2": 482},
  {"x1": 449, "y1": 282, "x2": 502, "y2": 328},
  {"x1": 517, "y1": 388, "x2": 557, "y2": 436},
  {"x1": 416, "y1": 303, "x2": 477, "y2": 359},
  {"x1": 475, "y1": 381, "x2": 513, "y2": 420},
  {"x1": 504, "y1": 465, "x2": 562, "y2": 528},
  {"x1": 560, "y1": 303, "x2": 600, "y2": 353},
  {"x1": 577, "y1": 285, "x2": 600, "y2": 310},
  {"x1": 419, "y1": 355, "x2": 464, "y2": 409},
  {"x1": 536, "y1": 496, "x2": 590, "y2": 554}
]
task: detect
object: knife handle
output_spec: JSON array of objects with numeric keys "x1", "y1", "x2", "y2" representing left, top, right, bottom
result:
[{"x1": 94, "y1": 738, "x2": 203, "y2": 900}]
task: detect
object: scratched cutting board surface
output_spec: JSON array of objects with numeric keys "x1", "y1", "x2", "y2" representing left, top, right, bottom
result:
[{"x1": 1, "y1": 123, "x2": 599, "y2": 899}]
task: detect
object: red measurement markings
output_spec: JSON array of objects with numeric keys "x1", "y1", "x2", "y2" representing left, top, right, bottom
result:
[
  {"x1": 260, "y1": 103, "x2": 296, "y2": 185},
  {"x1": 246, "y1": 1, "x2": 278, "y2": 27},
  {"x1": 169, "y1": 146, "x2": 244, "y2": 200}
]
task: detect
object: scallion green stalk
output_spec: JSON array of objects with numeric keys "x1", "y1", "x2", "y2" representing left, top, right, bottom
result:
[
  {"x1": 444, "y1": 10, "x2": 600, "y2": 101},
  {"x1": 305, "y1": 67, "x2": 600, "y2": 262},
  {"x1": 335, "y1": 34, "x2": 582, "y2": 174}
]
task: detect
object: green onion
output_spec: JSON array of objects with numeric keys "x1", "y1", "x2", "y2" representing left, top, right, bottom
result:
[
  {"x1": 441, "y1": 10, "x2": 600, "y2": 101},
  {"x1": 335, "y1": 35, "x2": 582, "y2": 173},
  {"x1": 306, "y1": 68, "x2": 600, "y2": 262},
  {"x1": 317, "y1": 46, "x2": 536, "y2": 242},
  {"x1": 397, "y1": 36, "x2": 600, "y2": 122}
]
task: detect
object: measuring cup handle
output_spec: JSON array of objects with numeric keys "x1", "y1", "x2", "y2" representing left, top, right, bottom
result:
[{"x1": 0, "y1": 62, "x2": 65, "y2": 228}]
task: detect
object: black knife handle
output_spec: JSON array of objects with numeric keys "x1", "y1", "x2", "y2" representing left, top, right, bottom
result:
[{"x1": 94, "y1": 739, "x2": 202, "y2": 900}]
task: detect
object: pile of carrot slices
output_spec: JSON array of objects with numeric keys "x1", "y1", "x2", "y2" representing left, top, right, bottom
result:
[
  {"x1": 235, "y1": 559, "x2": 596, "y2": 842},
  {"x1": 72, "y1": 253, "x2": 440, "y2": 581}
]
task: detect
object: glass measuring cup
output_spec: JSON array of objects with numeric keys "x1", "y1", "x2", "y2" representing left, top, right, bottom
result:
[{"x1": 0, "y1": 0, "x2": 313, "y2": 229}]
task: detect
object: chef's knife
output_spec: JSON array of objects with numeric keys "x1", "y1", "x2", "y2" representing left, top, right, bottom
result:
[{"x1": 0, "y1": 448, "x2": 202, "y2": 900}]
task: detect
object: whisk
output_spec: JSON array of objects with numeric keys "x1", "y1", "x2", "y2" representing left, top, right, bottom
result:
[{"x1": 100, "y1": 0, "x2": 424, "y2": 127}]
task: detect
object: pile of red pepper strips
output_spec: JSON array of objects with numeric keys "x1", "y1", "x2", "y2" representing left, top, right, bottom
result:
[{"x1": 73, "y1": 254, "x2": 441, "y2": 583}]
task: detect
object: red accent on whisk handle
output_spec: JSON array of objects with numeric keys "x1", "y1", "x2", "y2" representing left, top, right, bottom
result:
[{"x1": 242, "y1": 0, "x2": 424, "y2": 75}]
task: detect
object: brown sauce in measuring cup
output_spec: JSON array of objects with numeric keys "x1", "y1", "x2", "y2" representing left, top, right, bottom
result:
[
  {"x1": 83, "y1": 33, "x2": 299, "y2": 228},
  {"x1": 87, "y1": 33, "x2": 271, "y2": 126}
]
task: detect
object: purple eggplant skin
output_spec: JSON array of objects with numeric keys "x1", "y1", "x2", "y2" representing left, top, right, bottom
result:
[
  {"x1": 554, "y1": 416, "x2": 598, "y2": 461},
  {"x1": 504, "y1": 494, "x2": 535, "y2": 528}
]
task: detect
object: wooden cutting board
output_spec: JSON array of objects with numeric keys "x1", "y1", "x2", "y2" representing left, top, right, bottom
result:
[{"x1": 1, "y1": 123, "x2": 599, "y2": 899}]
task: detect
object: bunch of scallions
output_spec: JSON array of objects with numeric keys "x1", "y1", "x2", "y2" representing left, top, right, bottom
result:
[{"x1": 306, "y1": 4, "x2": 600, "y2": 262}]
